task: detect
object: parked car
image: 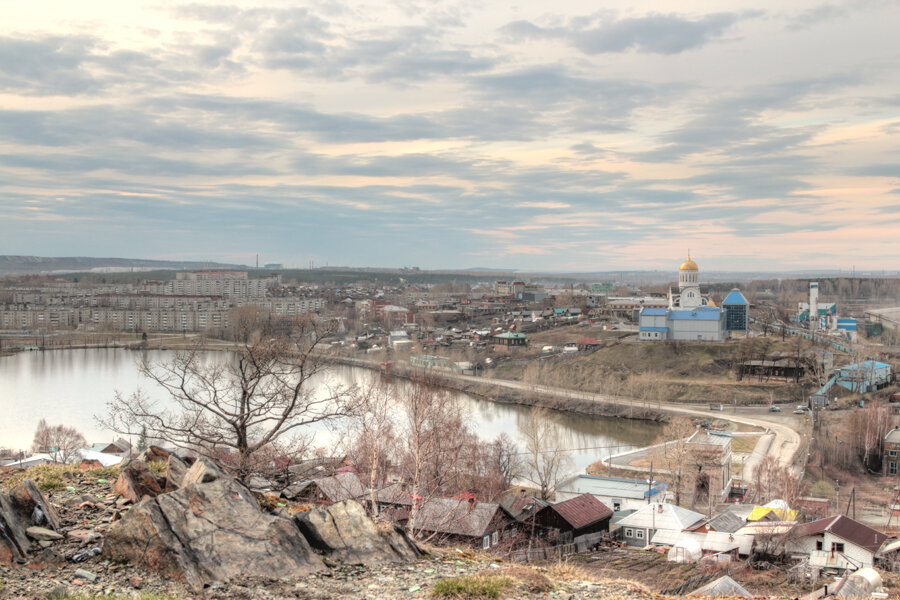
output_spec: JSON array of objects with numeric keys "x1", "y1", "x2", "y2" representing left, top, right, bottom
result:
[
  {"x1": 793, "y1": 408, "x2": 806, "y2": 414},
  {"x1": 769, "y1": 405, "x2": 781, "y2": 412}
]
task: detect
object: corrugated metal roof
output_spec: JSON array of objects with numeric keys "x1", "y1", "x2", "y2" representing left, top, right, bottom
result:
[
  {"x1": 558, "y1": 475, "x2": 667, "y2": 500},
  {"x1": 640, "y1": 327, "x2": 668, "y2": 332},
  {"x1": 746, "y1": 506, "x2": 799, "y2": 522},
  {"x1": 549, "y1": 493, "x2": 613, "y2": 530},
  {"x1": 641, "y1": 308, "x2": 668, "y2": 316}
]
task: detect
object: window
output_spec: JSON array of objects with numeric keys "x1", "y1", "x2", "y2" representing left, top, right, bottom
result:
[
  {"x1": 831, "y1": 542, "x2": 844, "y2": 554},
  {"x1": 613, "y1": 501, "x2": 622, "y2": 511},
  {"x1": 492, "y1": 531, "x2": 499, "y2": 546},
  {"x1": 636, "y1": 530, "x2": 644, "y2": 539},
  {"x1": 889, "y1": 450, "x2": 898, "y2": 457},
  {"x1": 891, "y1": 462, "x2": 898, "y2": 475},
  {"x1": 511, "y1": 528, "x2": 517, "y2": 538},
  {"x1": 816, "y1": 541, "x2": 823, "y2": 551},
  {"x1": 624, "y1": 528, "x2": 634, "y2": 538},
  {"x1": 482, "y1": 536, "x2": 490, "y2": 550}
]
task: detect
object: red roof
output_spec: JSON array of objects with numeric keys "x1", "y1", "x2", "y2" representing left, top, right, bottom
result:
[
  {"x1": 576, "y1": 337, "x2": 601, "y2": 345},
  {"x1": 789, "y1": 515, "x2": 887, "y2": 553},
  {"x1": 549, "y1": 493, "x2": 613, "y2": 530}
]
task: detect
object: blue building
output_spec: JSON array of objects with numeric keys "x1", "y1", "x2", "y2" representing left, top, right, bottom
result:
[
  {"x1": 639, "y1": 306, "x2": 727, "y2": 341},
  {"x1": 722, "y1": 289, "x2": 749, "y2": 333}
]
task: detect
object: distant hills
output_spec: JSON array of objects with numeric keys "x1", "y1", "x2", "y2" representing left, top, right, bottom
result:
[{"x1": 0, "y1": 256, "x2": 247, "y2": 275}]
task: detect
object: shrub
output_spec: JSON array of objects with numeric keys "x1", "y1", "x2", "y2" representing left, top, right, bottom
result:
[{"x1": 431, "y1": 575, "x2": 513, "y2": 599}]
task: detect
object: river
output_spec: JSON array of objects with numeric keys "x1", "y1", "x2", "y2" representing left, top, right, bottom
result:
[{"x1": 0, "y1": 348, "x2": 661, "y2": 474}]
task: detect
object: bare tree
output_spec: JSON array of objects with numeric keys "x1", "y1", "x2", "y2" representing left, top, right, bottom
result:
[
  {"x1": 519, "y1": 407, "x2": 573, "y2": 501},
  {"x1": 339, "y1": 379, "x2": 397, "y2": 517},
  {"x1": 32, "y1": 419, "x2": 87, "y2": 464},
  {"x1": 396, "y1": 371, "x2": 473, "y2": 538},
  {"x1": 491, "y1": 433, "x2": 524, "y2": 492},
  {"x1": 104, "y1": 318, "x2": 352, "y2": 482},
  {"x1": 656, "y1": 417, "x2": 696, "y2": 507}
]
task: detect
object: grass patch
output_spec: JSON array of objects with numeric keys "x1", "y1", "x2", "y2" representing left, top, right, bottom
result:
[
  {"x1": 731, "y1": 435, "x2": 761, "y2": 453},
  {"x1": 477, "y1": 567, "x2": 552, "y2": 594},
  {"x1": 431, "y1": 575, "x2": 513, "y2": 599},
  {"x1": 2, "y1": 464, "x2": 121, "y2": 493}
]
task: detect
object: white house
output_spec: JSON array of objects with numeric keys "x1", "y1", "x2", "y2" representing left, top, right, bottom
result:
[
  {"x1": 785, "y1": 515, "x2": 888, "y2": 570},
  {"x1": 555, "y1": 475, "x2": 667, "y2": 512},
  {"x1": 614, "y1": 502, "x2": 705, "y2": 547}
]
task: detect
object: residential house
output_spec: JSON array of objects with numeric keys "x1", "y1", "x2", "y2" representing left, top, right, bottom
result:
[
  {"x1": 533, "y1": 493, "x2": 613, "y2": 543},
  {"x1": 283, "y1": 472, "x2": 366, "y2": 504},
  {"x1": 785, "y1": 515, "x2": 888, "y2": 570},
  {"x1": 408, "y1": 498, "x2": 514, "y2": 552},
  {"x1": 614, "y1": 502, "x2": 705, "y2": 547},
  {"x1": 89, "y1": 439, "x2": 132, "y2": 456},
  {"x1": 884, "y1": 429, "x2": 900, "y2": 476},
  {"x1": 555, "y1": 474, "x2": 667, "y2": 511},
  {"x1": 690, "y1": 510, "x2": 746, "y2": 534}
]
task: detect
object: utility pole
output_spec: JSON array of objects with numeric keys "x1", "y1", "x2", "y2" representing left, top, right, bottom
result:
[{"x1": 648, "y1": 462, "x2": 653, "y2": 504}]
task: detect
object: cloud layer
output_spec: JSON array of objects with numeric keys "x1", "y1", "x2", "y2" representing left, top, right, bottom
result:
[{"x1": 1, "y1": 0, "x2": 899, "y2": 271}]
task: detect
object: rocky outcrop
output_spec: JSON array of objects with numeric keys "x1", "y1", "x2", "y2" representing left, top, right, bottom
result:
[
  {"x1": 0, "y1": 481, "x2": 60, "y2": 563},
  {"x1": 181, "y1": 457, "x2": 226, "y2": 486},
  {"x1": 295, "y1": 500, "x2": 421, "y2": 565},
  {"x1": 103, "y1": 475, "x2": 325, "y2": 590},
  {"x1": 113, "y1": 460, "x2": 162, "y2": 504},
  {"x1": 164, "y1": 455, "x2": 190, "y2": 491}
]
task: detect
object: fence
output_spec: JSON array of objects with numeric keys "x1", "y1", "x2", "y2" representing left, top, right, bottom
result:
[{"x1": 506, "y1": 531, "x2": 609, "y2": 563}]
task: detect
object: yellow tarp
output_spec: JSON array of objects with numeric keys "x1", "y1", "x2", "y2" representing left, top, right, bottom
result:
[{"x1": 746, "y1": 506, "x2": 799, "y2": 522}]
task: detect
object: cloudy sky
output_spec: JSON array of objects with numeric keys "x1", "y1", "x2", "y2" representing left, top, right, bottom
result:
[{"x1": 1, "y1": 0, "x2": 898, "y2": 272}]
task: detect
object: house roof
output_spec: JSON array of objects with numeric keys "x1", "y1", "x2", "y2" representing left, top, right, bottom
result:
[
  {"x1": 293, "y1": 472, "x2": 366, "y2": 502},
  {"x1": 789, "y1": 515, "x2": 887, "y2": 554},
  {"x1": 722, "y1": 290, "x2": 749, "y2": 306},
  {"x1": 493, "y1": 332, "x2": 527, "y2": 339},
  {"x1": 886, "y1": 429, "x2": 900, "y2": 444},
  {"x1": 374, "y1": 483, "x2": 416, "y2": 506},
  {"x1": 576, "y1": 337, "x2": 601, "y2": 345},
  {"x1": 412, "y1": 498, "x2": 505, "y2": 538},
  {"x1": 693, "y1": 510, "x2": 745, "y2": 533},
  {"x1": 557, "y1": 475, "x2": 667, "y2": 501},
  {"x1": 641, "y1": 308, "x2": 668, "y2": 316},
  {"x1": 501, "y1": 493, "x2": 549, "y2": 521},
  {"x1": 616, "y1": 502, "x2": 705, "y2": 532},
  {"x1": 548, "y1": 493, "x2": 613, "y2": 530}
]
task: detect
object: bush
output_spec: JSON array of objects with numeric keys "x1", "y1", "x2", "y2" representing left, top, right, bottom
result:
[
  {"x1": 431, "y1": 575, "x2": 513, "y2": 599},
  {"x1": 809, "y1": 479, "x2": 836, "y2": 499}
]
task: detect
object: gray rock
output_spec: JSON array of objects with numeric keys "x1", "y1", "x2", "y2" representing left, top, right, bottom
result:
[
  {"x1": 0, "y1": 481, "x2": 60, "y2": 563},
  {"x1": 26, "y1": 527, "x2": 63, "y2": 541},
  {"x1": 103, "y1": 475, "x2": 324, "y2": 590},
  {"x1": 74, "y1": 568, "x2": 98, "y2": 582},
  {"x1": 113, "y1": 460, "x2": 163, "y2": 504},
  {"x1": 165, "y1": 455, "x2": 190, "y2": 492},
  {"x1": 294, "y1": 500, "x2": 421, "y2": 566},
  {"x1": 181, "y1": 457, "x2": 226, "y2": 486}
]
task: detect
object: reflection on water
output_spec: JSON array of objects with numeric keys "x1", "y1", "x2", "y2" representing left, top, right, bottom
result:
[{"x1": 0, "y1": 349, "x2": 661, "y2": 473}]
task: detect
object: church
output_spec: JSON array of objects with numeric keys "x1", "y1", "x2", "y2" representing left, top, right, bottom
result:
[{"x1": 639, "y1": 255, "x2": 739, "y2": 342}]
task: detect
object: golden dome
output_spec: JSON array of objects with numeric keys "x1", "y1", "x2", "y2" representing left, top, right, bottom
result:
[{"x1": 679, "y1": 256, "x2": 698, "y2": 271}]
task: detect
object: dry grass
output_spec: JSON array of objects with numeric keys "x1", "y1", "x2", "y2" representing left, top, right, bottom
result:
[
  {"x1": 476, "y1": 566, "x2": 552, "y2": 594},
  {"x1": 431, "y1": 575, "x2": 512, "y2": 599},
  {"x1": 731, "y1": 435, "x2": 761, "y2": 453},
  {"x1": 1, "y1": 464, "x2": 121, "y2": 493}
]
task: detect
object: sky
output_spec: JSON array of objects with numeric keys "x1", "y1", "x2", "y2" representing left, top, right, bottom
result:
[{"x1": 1, "y1": 0, "x2": 899, "y2": 272}]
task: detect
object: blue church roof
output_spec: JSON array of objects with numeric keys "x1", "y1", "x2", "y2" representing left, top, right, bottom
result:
[
  {"x1": 669, "y1": 307, "x2": 723, "y2": 321},
  {"x1": 722, "y1": 289, "x2": 749, "y2": 306},
  {"x1": 641, "y1": 308, "x2": 667, "y2": 316}
]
